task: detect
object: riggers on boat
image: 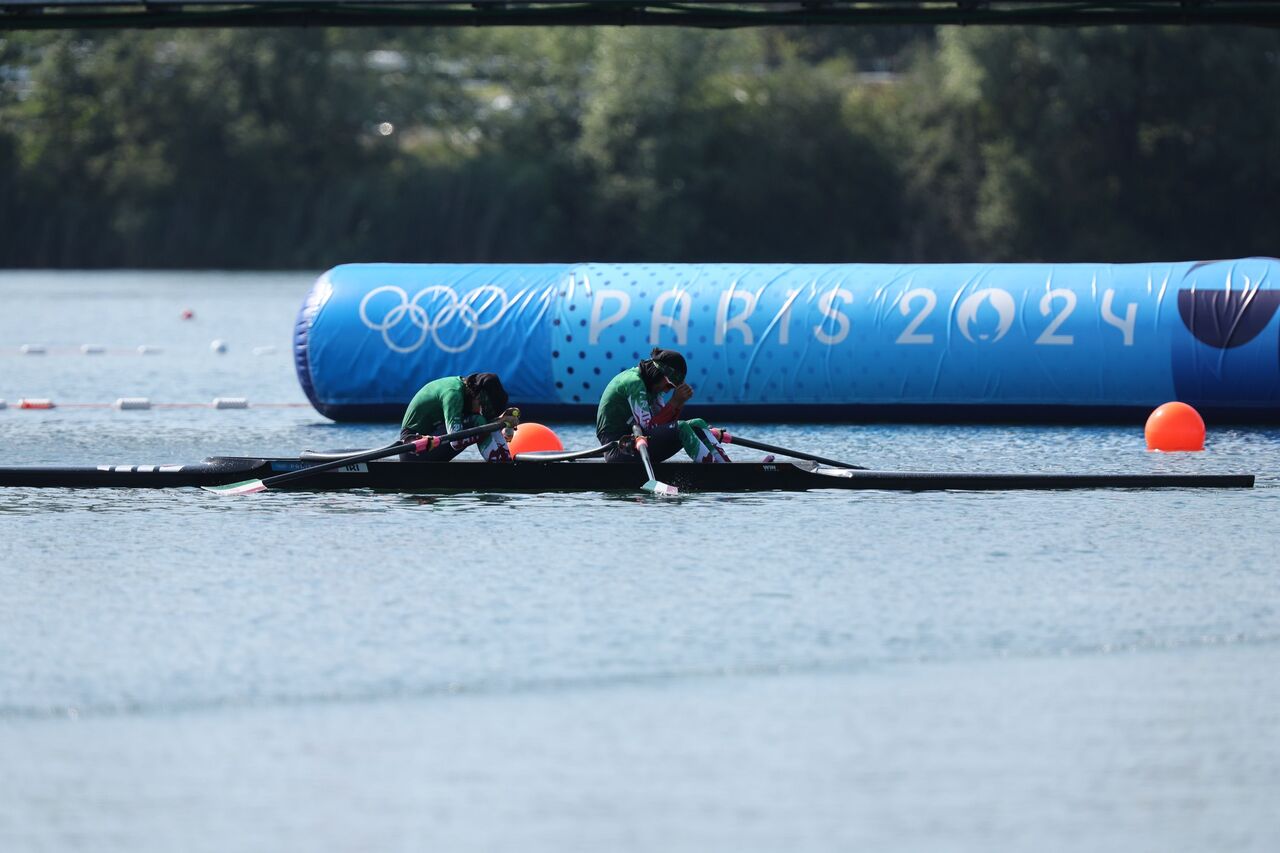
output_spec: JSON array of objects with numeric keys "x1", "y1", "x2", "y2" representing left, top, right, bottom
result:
[{"x1": 0, "y1": 457, "x2": 1255, "y2": 493}]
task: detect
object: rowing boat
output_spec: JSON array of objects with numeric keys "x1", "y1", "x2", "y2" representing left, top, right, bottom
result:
[{"x1": 0, "y1": 457, "x2": 1255, "y2": 492}]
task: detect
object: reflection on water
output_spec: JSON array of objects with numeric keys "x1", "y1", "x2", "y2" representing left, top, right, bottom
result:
[
  {"x1": 398, "y1": 492, "x2": 527, "y2": 510},
  {"x1": 389, "y1": 489, "x2": 795, "y2": 509}
]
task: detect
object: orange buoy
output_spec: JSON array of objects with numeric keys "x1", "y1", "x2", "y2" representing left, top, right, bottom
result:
[
  {"x1": 508, "y1": 422, "x2": 564, "y2": 457},
  {"x1": 181, "y1": 308, "x2": 195, "y2": 320},
  {"x1": 1145, "y1": 401, "x2": 1206, "y2": 452}
]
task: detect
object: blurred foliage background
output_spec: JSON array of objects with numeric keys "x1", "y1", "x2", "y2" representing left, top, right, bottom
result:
[{"x1": 1, "y1": 25, "x2": 1278, "y2": 268}]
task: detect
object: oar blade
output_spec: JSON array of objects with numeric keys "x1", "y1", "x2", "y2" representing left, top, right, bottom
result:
[
  {"x1": 642, "y1": 479, "x2": 680, "y2": 496},
  {"x1": 202, "y1": 479, "x2": 268, "y2": 496}
]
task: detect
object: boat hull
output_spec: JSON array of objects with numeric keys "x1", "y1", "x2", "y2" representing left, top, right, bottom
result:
[{"x1": 0, "y1": 458, "x2": 1256, "y2": 492}]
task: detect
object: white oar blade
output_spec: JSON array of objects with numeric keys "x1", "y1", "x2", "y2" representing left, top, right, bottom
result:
[
  {"x1": 642, "y1": 479, "x2": 679, "y2": 496},
  {"x1": 202, "y1": 479, "x2": 268, "y2": 496}
]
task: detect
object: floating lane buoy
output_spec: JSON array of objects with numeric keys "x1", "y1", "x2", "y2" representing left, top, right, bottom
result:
[
  {"x1": 1145, "y1": 401, "x2": 1206, "y2": 451},
  {"x1": 210, "y1": 339, "x2": 228, "y2": 354},
  {"x1": 508, "y1": 422, "x2": 564, "y2": 456},
  {"x1": 18, "y1": 398, "x2": 55, "y2": 409},
  {"x1": 181, "y1": 308, "x2": 195, "y2": 320},
  {"x1": 113, "y1": 398, "x2": 152, "y2": 410},
  {"x1": 212, "y1": 397, "x2": 249, "y2": 409}
]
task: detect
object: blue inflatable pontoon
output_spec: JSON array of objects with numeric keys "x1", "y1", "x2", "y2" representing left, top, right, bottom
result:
[{"x1": 294, "y1": 259, "x2": 1280, "y2": 423}]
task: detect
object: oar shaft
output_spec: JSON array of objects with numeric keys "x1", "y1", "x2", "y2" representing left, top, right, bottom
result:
[
  {"x1": 719, "y1": 433, "x2": 866, "y2": 470},
  {"x1": 633, "y1": 431, "x2": 659, "y2": 482},
  {"x1": 515, "y1": 442, "x2": 616, "y2": 462},
  {"x1": 631, "y1": 425, "x2": 677, "y2": 495},
  {"x1": 260, "y1": 419, "x2": 507, "y2": 487}
]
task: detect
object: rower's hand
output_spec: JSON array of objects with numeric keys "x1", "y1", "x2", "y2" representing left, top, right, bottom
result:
[
  {"x1": 672, "y1": 383, "x2": 694, "y2": 404},
  {"x1": 498, "y1": 408, "x2": 520, "y2": 440},
  {"x1": 408, "y1": 434, "x2": 439, "y2": 454}
]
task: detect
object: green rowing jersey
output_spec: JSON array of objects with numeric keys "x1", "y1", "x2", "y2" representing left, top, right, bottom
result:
[
  {"x1": 402, "y1": 376, "x2": 470, "y2": 435},
  {"x1": 401, "y1": 376, "x2": 510, "y2": 460},
  {"x1": 596, "y1": 367, "x2": 666, "y2": 441}
]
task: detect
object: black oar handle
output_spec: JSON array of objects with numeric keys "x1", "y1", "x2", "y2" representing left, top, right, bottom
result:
[
  {"x1": 718, "y1": 432, "x2": 867, "y2": 470},
  {"x1": 260, "y1": 418, "x2": 511, "y2": 487}
]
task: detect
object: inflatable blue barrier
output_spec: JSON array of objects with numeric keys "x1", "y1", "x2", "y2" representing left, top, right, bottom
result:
[{"x1": 294, "y1": 259, "x2": 1280, "y2": 423}]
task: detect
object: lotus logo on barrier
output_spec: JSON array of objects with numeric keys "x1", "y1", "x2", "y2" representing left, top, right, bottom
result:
[
  {"x1": 957, "y1": 288, "x2": 1016, "y2": 343},
  {"x1": 1176, "y1": 288, "x2": 1280, "y2": 349},
  {"x1": 359, "y1": 285, "x2": 509, "y2": 353}
]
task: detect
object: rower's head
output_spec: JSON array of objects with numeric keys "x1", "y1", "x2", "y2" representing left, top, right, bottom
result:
[
  {"x1": 464, "y1": 372, "x2": 509, "y2": 419},
  {"x1": 641, "y1": 348, "x2": 687, "y2": 392}
]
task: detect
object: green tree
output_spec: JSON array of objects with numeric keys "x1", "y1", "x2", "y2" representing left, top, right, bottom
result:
[
  {"x1": 896, "y1": 26, "x2": 1280, "y2": 261},
  {"x1": 578, "y1": 29, "x2": 904, "y2": 261}
]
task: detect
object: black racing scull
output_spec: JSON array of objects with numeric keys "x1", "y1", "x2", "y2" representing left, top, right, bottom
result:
[{"x1": 0, "y1": 457, "x2": 1255, "y2": 493}]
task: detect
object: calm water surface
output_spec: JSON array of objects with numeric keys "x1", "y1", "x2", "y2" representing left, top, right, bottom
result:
[{"x1": 2, "y1": 272, "x2": 1278, "y2": 852}]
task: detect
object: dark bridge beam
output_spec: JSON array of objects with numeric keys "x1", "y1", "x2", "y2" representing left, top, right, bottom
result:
[{"x1": 4, "y1": 1, "x2": 1280, "y2": 31}]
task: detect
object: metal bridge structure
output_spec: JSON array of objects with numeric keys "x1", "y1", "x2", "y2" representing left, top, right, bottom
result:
[{"x1": 3, "y1": 0, "x2": 1280, "y2": 31}]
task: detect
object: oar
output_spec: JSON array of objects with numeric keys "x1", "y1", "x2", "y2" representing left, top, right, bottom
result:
[
  {"x1": 204, "y1": 416, "x2": 515, "y2": 495},
  {"x1": 633, "y1": 425, "x2": 678, "y2": 496},
  {"x1": 713, "y1": 430, "x2": 867, "y2": 470}
]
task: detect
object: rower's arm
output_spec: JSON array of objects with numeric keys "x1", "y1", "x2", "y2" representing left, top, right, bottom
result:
[
  {"x1": 629, "y1": 388, "x2": 654, "y2": 431},
  {"x1": 651, "y1": 396, "x2": 686, "y2": 425},
  {"x1": 441, "y1": 387, "x2": 471, "y2": 447},
  {"x1": 650, "y1": 383, "x2": 692, "y2": 426}
]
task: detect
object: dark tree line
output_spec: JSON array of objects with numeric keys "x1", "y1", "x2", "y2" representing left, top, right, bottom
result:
[{"x1": 1, "y1": 25, "x2": 1277, "y2": 268}]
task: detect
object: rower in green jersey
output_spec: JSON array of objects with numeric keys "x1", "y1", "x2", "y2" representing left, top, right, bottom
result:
[
  {"x1": 400, "y1": 372, "x2": 519, "y2": 462},
  {"x1": 596, "y1": 348, "x2": 730, "y2": 464}
]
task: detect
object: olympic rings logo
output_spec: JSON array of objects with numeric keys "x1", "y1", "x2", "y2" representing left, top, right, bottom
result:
[{"x1": 359, "y1": 285, "x2": 509, "y2": 353}]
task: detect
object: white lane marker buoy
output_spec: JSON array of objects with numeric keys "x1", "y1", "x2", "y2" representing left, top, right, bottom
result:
[
  {"x1": 113, "y1": 397, "x2": 152, "y2": 410},
  {"x1": 210, "y1": 339, "x2": 228, "y2": 354},
  {"x1": 212, "y1": 397, "x2": 249, "y2": 409}
]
